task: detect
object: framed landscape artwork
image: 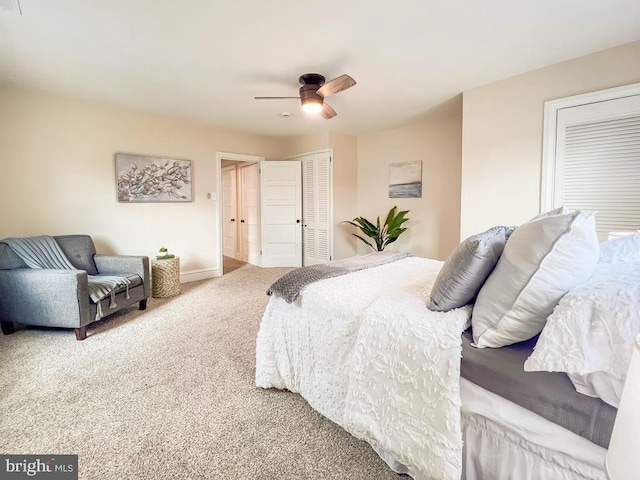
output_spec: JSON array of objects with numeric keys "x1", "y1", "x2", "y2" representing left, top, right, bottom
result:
[
  {"x1": 389, "y1": 160, "x2": 422, "y2": 198},
  {"x1": 115, "y1": 153, "x2": 192, "y2": 202}
]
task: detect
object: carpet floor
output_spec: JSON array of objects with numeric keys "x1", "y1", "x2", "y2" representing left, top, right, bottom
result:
[{"x1": 0, "y1": 263, "x2": 406, "y2": 480}]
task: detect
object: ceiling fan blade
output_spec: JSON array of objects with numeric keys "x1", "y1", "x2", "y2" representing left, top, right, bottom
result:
[
  {"x1": 254, "y1": 96, "x2": 300, "y2": 100},
  {"x1": 321, "y1": 103, "x2": 337, "y2": 119},
  {"x1": 317, "y1": 74, "x2": 356, "y2": 98}
]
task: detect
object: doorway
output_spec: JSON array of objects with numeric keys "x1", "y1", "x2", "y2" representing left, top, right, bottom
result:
[{"x1": 216, "y1": 152, "x2": 265, "y2": 275}]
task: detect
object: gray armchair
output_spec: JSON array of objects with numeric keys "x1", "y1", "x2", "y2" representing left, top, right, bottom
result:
[{"x1": 0, "y1": 234, "x2": 150, "y2": 340}]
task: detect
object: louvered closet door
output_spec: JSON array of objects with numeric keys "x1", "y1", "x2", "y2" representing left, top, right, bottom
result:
[
  {"x1": 555, "y1": 94, "x2": 640, "y2": 240},
  {"x1": 302, "y1": 152, "x2": 332, "y2": 266}
]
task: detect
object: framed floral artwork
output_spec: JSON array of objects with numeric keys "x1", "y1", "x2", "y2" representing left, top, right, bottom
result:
[{"x1": 115, "y1": 153, "x2": 192, "y2": 202}]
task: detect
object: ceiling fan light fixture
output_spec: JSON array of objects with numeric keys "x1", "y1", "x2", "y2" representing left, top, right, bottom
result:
[
  {"x1": 301, "y1": 98, "x2": 323, "y2": 114},
  {"x1": 254, "y1": 72, "x2": 356, "y2": 120}
]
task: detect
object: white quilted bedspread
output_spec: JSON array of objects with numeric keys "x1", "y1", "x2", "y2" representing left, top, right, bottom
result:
[{"x1": 255, "y1": 257, "x2": 471, "y2": 480}]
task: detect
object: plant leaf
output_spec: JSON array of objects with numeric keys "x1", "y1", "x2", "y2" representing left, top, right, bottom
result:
[
  {"x1": 352, "y1": 234, "x2": 375, "y2": 250},
  {"x1": 384, "y1": 206, "x2": 398, "y2": 227},
  {"x1": 386, "y1": 210, "x2": 409, "y2": 232},
  {"x1": 383, "y1": 228, "x2": 408, "y2": 248}
]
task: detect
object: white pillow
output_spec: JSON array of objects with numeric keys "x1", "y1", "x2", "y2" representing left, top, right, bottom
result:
[
  {"x1": 567, "y1": 372, "x2": 624, "y2": 408},
  {"x1": 531, "y1": 204, "x2": 568, "y2": 220},
  {"x1": 599, "y1": 232, "x2": 640, "y2": 263},
  {"x1": 471, "y1": 210, "x2": 599, "y2": 348},
  {"x1": 524, "y1": 261, "x2": 640, "y2": 407}
]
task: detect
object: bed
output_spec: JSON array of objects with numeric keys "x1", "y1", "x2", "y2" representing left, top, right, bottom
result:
[{"x1": 255, "y1": 213, "x2": 640, "y2": 480}]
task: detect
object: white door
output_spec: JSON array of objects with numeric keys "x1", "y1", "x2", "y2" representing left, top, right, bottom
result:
[
  {"x1": 550, "y1": 93, "x2": 640, "y2": 240},
  {"x1": 222, "y1": 166, "x2": 238, "y2": 259},
  {"x1": 302, "y1": 151, "x2": 332, "y2": 266},
  {"x1": 240, "y1": 163, "x2": 261, "y2": 266},
  {"x1": 260, "y1": 161, "x2": 302, "y2": 267}
]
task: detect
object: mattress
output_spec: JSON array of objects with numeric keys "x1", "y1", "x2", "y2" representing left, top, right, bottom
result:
[{"x1": 460, "y1": 329, "x2": 617, "y2": 448}]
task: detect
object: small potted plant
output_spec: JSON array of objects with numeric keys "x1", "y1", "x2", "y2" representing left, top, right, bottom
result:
[{"x1": 156, "y1": 247, "x2": 175, "y2": 260}]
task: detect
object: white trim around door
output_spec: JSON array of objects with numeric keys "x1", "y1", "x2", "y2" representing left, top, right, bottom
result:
[{"x1": 541, "y1": 82, "x2": 640, "y2": 212}]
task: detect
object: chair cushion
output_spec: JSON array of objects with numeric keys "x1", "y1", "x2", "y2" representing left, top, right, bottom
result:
[
  {"x1": 54, "y1": 235, "x2": 98, "y2": 275},
  {"x1": 89, "y1": 274, "x2": 143, "y2": 303},
  {"x1": 118, "y1": 274, "x2": 142, "y2": 290}
]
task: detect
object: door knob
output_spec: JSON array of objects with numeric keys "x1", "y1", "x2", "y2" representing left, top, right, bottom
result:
[
  {"x1": 296, "y1": 219, "x2": 301, "y2": 223},
  {"x1": 240, "y1": 219, "x2": 245, "y2": 223},
  {"x1": 231, "y1": 218, "x2": 235, "y2": 222}
]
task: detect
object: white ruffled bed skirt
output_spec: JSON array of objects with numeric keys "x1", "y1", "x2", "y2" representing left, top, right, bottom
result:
[
  {"x1": 460, "y1": 379, "x2": 606, "y2": 480},
  {"x1": 374, "y1": 379, "x2": 607, "y2": 480}
]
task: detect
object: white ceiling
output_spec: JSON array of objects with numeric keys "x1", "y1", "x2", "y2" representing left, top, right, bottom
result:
[{"x1": 1, "y1": 0, "x2": 639, "y2": 136}]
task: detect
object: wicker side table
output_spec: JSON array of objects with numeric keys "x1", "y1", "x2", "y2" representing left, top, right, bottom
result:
[{"x1": 151, "y1": 257, "x2": 181, "y2": 298}]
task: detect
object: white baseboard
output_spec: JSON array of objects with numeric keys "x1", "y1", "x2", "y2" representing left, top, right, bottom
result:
[{"x1": 180, "y1": 267, "x2": 221, "y2": 283}]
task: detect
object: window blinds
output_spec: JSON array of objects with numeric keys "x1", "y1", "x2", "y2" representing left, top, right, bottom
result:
[
  {"x1": 561, "y1": 114, "x2": 640, "y2": 239},
  {"x1": 548, "y1": 89, "x2": 640, "y2": 241}
]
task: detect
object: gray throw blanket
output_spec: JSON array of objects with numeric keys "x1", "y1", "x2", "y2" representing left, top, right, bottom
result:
[
  {"x1": 5, "y1": 235, "x2": 131, "y2": 321},
  {"x1": 267, "y1": 251, "x2": 411, "y2": 303}
]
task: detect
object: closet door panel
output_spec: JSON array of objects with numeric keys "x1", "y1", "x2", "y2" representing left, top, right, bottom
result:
[{"x1": 302, "y1": 151, "x2": 332, "y2": 266}]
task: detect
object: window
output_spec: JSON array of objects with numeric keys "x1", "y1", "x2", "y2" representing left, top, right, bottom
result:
[{"x1": 542, "y1": 83, "x2": 640, "y2": 240}]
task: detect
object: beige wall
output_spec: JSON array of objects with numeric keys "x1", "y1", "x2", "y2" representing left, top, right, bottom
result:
[
  {"x1": 0, "y1": 85, "x2": 285, "y2": 279},
  {"x1": 281, "y1": 132, "x2": 329, "y2": 158},
  {"x1": 357, "y1": 96, "x2": 463, "y2": 260},
  {"x1": 329, "y1": 131, "x2": 358, "y2": 259},
  {"x1": 461, "y1": 41, "x2": 640, "y2": 239}
]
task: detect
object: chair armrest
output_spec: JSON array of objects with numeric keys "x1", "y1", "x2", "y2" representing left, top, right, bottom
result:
[
  {"x1": 0, "y1": 269, "x2": 91, "y2": 328},
  {"x1": 94, "y1": 254, "x2": 150, "y2": 297}
]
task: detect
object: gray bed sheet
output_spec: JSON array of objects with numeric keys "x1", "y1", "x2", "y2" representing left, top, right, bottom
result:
[{"x1": 460, "y1": 329, "x2": 617, "y2": 448}]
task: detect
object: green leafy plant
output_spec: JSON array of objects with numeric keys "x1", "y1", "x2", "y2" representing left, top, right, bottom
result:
[{"x1": 343, "y1": 206, "x2": 410, "y2": 251}]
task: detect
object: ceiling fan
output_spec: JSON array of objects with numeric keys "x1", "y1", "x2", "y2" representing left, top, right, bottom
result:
[{"x1": 254, "y1": 73, "x2": 356, "y2": 119}]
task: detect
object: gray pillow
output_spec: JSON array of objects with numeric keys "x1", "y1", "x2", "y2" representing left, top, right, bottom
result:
[{"x1": 428, "y1": 226, "x2": 512, "y2": 312}]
